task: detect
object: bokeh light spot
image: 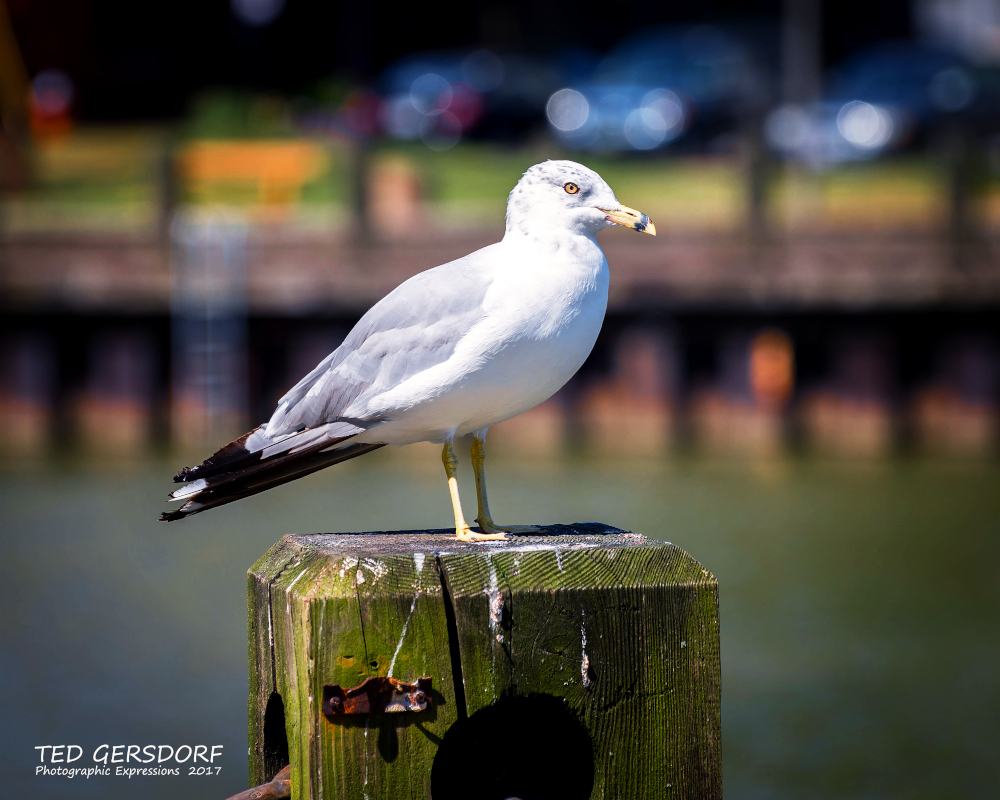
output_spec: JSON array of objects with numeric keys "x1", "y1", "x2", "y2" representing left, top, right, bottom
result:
[
  {"x1": 410, "y1": 74, "x2": 452, "y2": 114},
  {"x1": 546, "y1": 89, "x2": 589, "y2": 131},
  {"x1": 231, "y1": 0, "x2": 285, "y2": 27},
  {"x1": 624, "y1": 108, "x2": 667, "y2": 150},
  {"x1": 837, "y1": 101, "x2": 894, "y2": 150},
  {"x1": 419, "y1": 110, "x2": 462, "y2": 150},
  {"x1": 765, "y1": 105, "x2": 810, "y2": 151}
]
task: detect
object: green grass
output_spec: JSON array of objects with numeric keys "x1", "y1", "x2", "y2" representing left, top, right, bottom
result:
[{"x1": 1, "y1": 128, "x2": 976, "y2": 234}]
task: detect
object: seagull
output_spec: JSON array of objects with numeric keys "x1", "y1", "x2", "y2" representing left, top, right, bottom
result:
[{"x1": 161, "y1": 160, "x2": 655, "y2": 540}]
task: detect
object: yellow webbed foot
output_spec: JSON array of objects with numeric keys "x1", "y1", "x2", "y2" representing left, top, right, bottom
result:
[{"x1": 455, "y1": 524, "x2": 510, "y2": 542}]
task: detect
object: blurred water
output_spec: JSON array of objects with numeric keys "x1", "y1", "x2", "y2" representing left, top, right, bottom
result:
[{"x1": 1, "y1": 451, "x2": 997, "y2": 799}]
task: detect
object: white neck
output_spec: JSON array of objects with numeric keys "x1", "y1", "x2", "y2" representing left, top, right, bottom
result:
[{"x1": 502, "y1": 220, "x2": 602, "y2": 250}]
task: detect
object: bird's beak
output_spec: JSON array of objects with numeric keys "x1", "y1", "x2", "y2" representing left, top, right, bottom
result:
[{"x1": 600, "y1": 205, "x2": 656, "y2": 236}]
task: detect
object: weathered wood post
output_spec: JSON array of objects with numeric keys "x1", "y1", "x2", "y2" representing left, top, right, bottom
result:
[{"x1": 248, "y1": 523, "x2": 721, "y2": 799}]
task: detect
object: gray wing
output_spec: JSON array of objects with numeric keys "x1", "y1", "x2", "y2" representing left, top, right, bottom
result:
[
  {"x1": 264, "y1": 246, "x2": 498, "y2": 437},
  {"x1": 164, "y1": 244, "x2": 498, "y2": 504}
]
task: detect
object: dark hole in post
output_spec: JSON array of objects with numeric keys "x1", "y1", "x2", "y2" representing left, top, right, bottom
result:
[
  {"x1": 431, "y1": 694, "x2": 594, "y2": 800},
  {"x1": 263, "y1": 691, "x2": 290, "y2": 779}
]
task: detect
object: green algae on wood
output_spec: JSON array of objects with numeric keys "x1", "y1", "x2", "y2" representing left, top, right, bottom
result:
[
  {"x1": 248, "y1": 534, "x2": 458, "y2": 800},
  {"x1": 247, "y1": 524, "x2": 721, "y2": 800}
]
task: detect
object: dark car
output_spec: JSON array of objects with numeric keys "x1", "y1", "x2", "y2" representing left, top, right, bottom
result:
[
  {"x1": 546, "y1": 26, "x2": 772, "y2": 153},
  {"x1": 378, "y1": 49, "x2": 562, "y2": 148},
  {"x1": 767, "y1": 42, "x2": 982, "y2": 164}
]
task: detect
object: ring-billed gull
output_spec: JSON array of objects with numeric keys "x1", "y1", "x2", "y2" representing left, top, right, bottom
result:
[{"x1": 161, "y1": 160, "x2": 655, "y2": 540}]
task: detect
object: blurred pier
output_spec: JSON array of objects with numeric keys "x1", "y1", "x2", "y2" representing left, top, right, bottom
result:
[
  {"x1": 4, "y1": 225, "x2": 1000, "y2": 312},
  {"x1": 2, "y1": 158, "x2": 997, "y2": 460},
  {"x1": 0, "y1": 228, "x2": 1000, "y2": 316},
  {"x1": 1, "y1": 124, "x2": 999, "y2": 461}
]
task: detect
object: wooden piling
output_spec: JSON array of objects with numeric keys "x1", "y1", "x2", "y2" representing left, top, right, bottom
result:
[{"x1": 247, "y1": 523, "x2": 721, "y2": 800}]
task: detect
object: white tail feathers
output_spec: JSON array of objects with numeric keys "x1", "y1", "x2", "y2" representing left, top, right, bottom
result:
[{"x1": 169, "y1": 478, "x2": 208, "y2": 501}]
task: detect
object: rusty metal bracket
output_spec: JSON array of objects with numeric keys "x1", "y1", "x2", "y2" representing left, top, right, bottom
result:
[
  {"x1": 322, "y1": 676, "x2": 432, "y2": 717},
  {"x1": 224, "y1": 764, "x2": 290, "y2": 800}
]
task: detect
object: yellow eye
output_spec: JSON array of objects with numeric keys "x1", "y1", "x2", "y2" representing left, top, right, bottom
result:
[{"x1": 564, "y1": 182, "x2": 579, "y2": 194}]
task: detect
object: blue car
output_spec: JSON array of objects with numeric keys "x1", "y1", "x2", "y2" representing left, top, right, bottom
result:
[
  {"x1": 378, "y1": 49, "x2": 561, "y2": 148},
  {"x1": 546, "y1": 26, "x2": 771, "y2": 153},
  {"x1": 767, "y1": 42, "x2": 979, "y2": 164}
]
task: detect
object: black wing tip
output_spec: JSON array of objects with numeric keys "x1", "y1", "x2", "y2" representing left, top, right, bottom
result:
[
  {"x1": 171, "y1": 427, "x2": 259, "y2": 483},
  {"x1": 159, "y1": 510, "x2": 184, "y2": 522},
  {"x1": 173, "y1": 466, "x2": 196, "y2": 483}
]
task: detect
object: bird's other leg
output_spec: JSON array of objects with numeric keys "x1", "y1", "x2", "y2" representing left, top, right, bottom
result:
[
  {"x1": 471, "y1": 430, "x2": 543, "y2": 535},
  {"x1": 442, "y1": 439, "x2": 507, "y2": 542}
]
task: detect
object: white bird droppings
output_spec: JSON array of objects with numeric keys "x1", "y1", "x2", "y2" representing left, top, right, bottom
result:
[
  {"x1": 581, "y1": 611, "x2": 591, "y2": 688},
  {"x1": 484, "y1": 557, "x2": 503, "y2": 644},
  {"x1": 388, "y1": 596, "x2": 418, "y2": 676},
  {"x1": 286, "y1": 567, "x2": 308, "y2": 593},
  {"x1": 338, "y1": 557, "x2": 359, "y2": 579},
  {"x1": 363, "y1": 719, "x2": 370, "y2": 799},
  {"x1": 344, "y1": 557, "x2": 387, "y2": 586},
  {"x1": 360, "y1": 557, "x2": 387, "y2": 582},
  {"x1": 414, "y1": 552, "x2": 426, "y2": 573}
]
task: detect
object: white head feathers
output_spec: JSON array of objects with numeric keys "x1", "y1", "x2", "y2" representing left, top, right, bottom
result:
[{"x1": 504, "y1": 160, "x2": 623, "y2": 239}]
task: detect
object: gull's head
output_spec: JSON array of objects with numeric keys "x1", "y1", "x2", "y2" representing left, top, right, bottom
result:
[{"x1": 505, "y1": 159, "x2": 656, "y2": 240}]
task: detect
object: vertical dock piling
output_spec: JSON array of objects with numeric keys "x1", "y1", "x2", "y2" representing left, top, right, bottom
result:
[{"x1": 248, "y1": 523, "x2": 721, "y2": 799}]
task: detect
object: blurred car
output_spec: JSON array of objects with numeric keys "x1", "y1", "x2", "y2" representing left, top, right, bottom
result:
[
  {"x1": 546, "y1": 26, "x2": 772, "y2": 153},
  {"x1": 378, "y1": 49, "x2": 561, "y2": 148},
  {"x1": 831, "y1": 42, "x2": 971, "y2": 121},
  {"x1": 767, "y1": 42, "x2": 985, "y2": 165}
]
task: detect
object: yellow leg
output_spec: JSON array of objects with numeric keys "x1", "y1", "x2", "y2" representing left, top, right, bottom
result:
[
  {"x1": 471, "y1": 434, "x2": 543, "y2": 535},
  {"x1": 442, "y1": 441, "x2": 507, "y2": 542}
]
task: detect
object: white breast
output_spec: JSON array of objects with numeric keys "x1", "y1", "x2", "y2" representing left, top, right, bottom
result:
[{"x1": 358, "y1": 236, "x2": 610, "y2": 445}]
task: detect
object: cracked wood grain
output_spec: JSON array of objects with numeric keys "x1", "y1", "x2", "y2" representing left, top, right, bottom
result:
[{"x1": 247, "y1": 525, "x2": 721, "y2": 799}]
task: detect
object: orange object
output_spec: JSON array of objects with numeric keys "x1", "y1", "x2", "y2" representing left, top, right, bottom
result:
[
  {"x1": 750, "y1": 328, "x2": 795, "y2": 409},
  {"x1": 177, "y1": 140, "x2": 326, "y2": 207}
]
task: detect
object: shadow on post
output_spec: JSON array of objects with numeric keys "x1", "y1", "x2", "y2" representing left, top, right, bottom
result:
[{"x1": 430, "y1": 694, "x2": 594, "y2": 800}]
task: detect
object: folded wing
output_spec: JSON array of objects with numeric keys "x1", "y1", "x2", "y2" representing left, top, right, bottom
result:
[{"x1": 162, "y1": 248, "x2": 498, "y2": 521}]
